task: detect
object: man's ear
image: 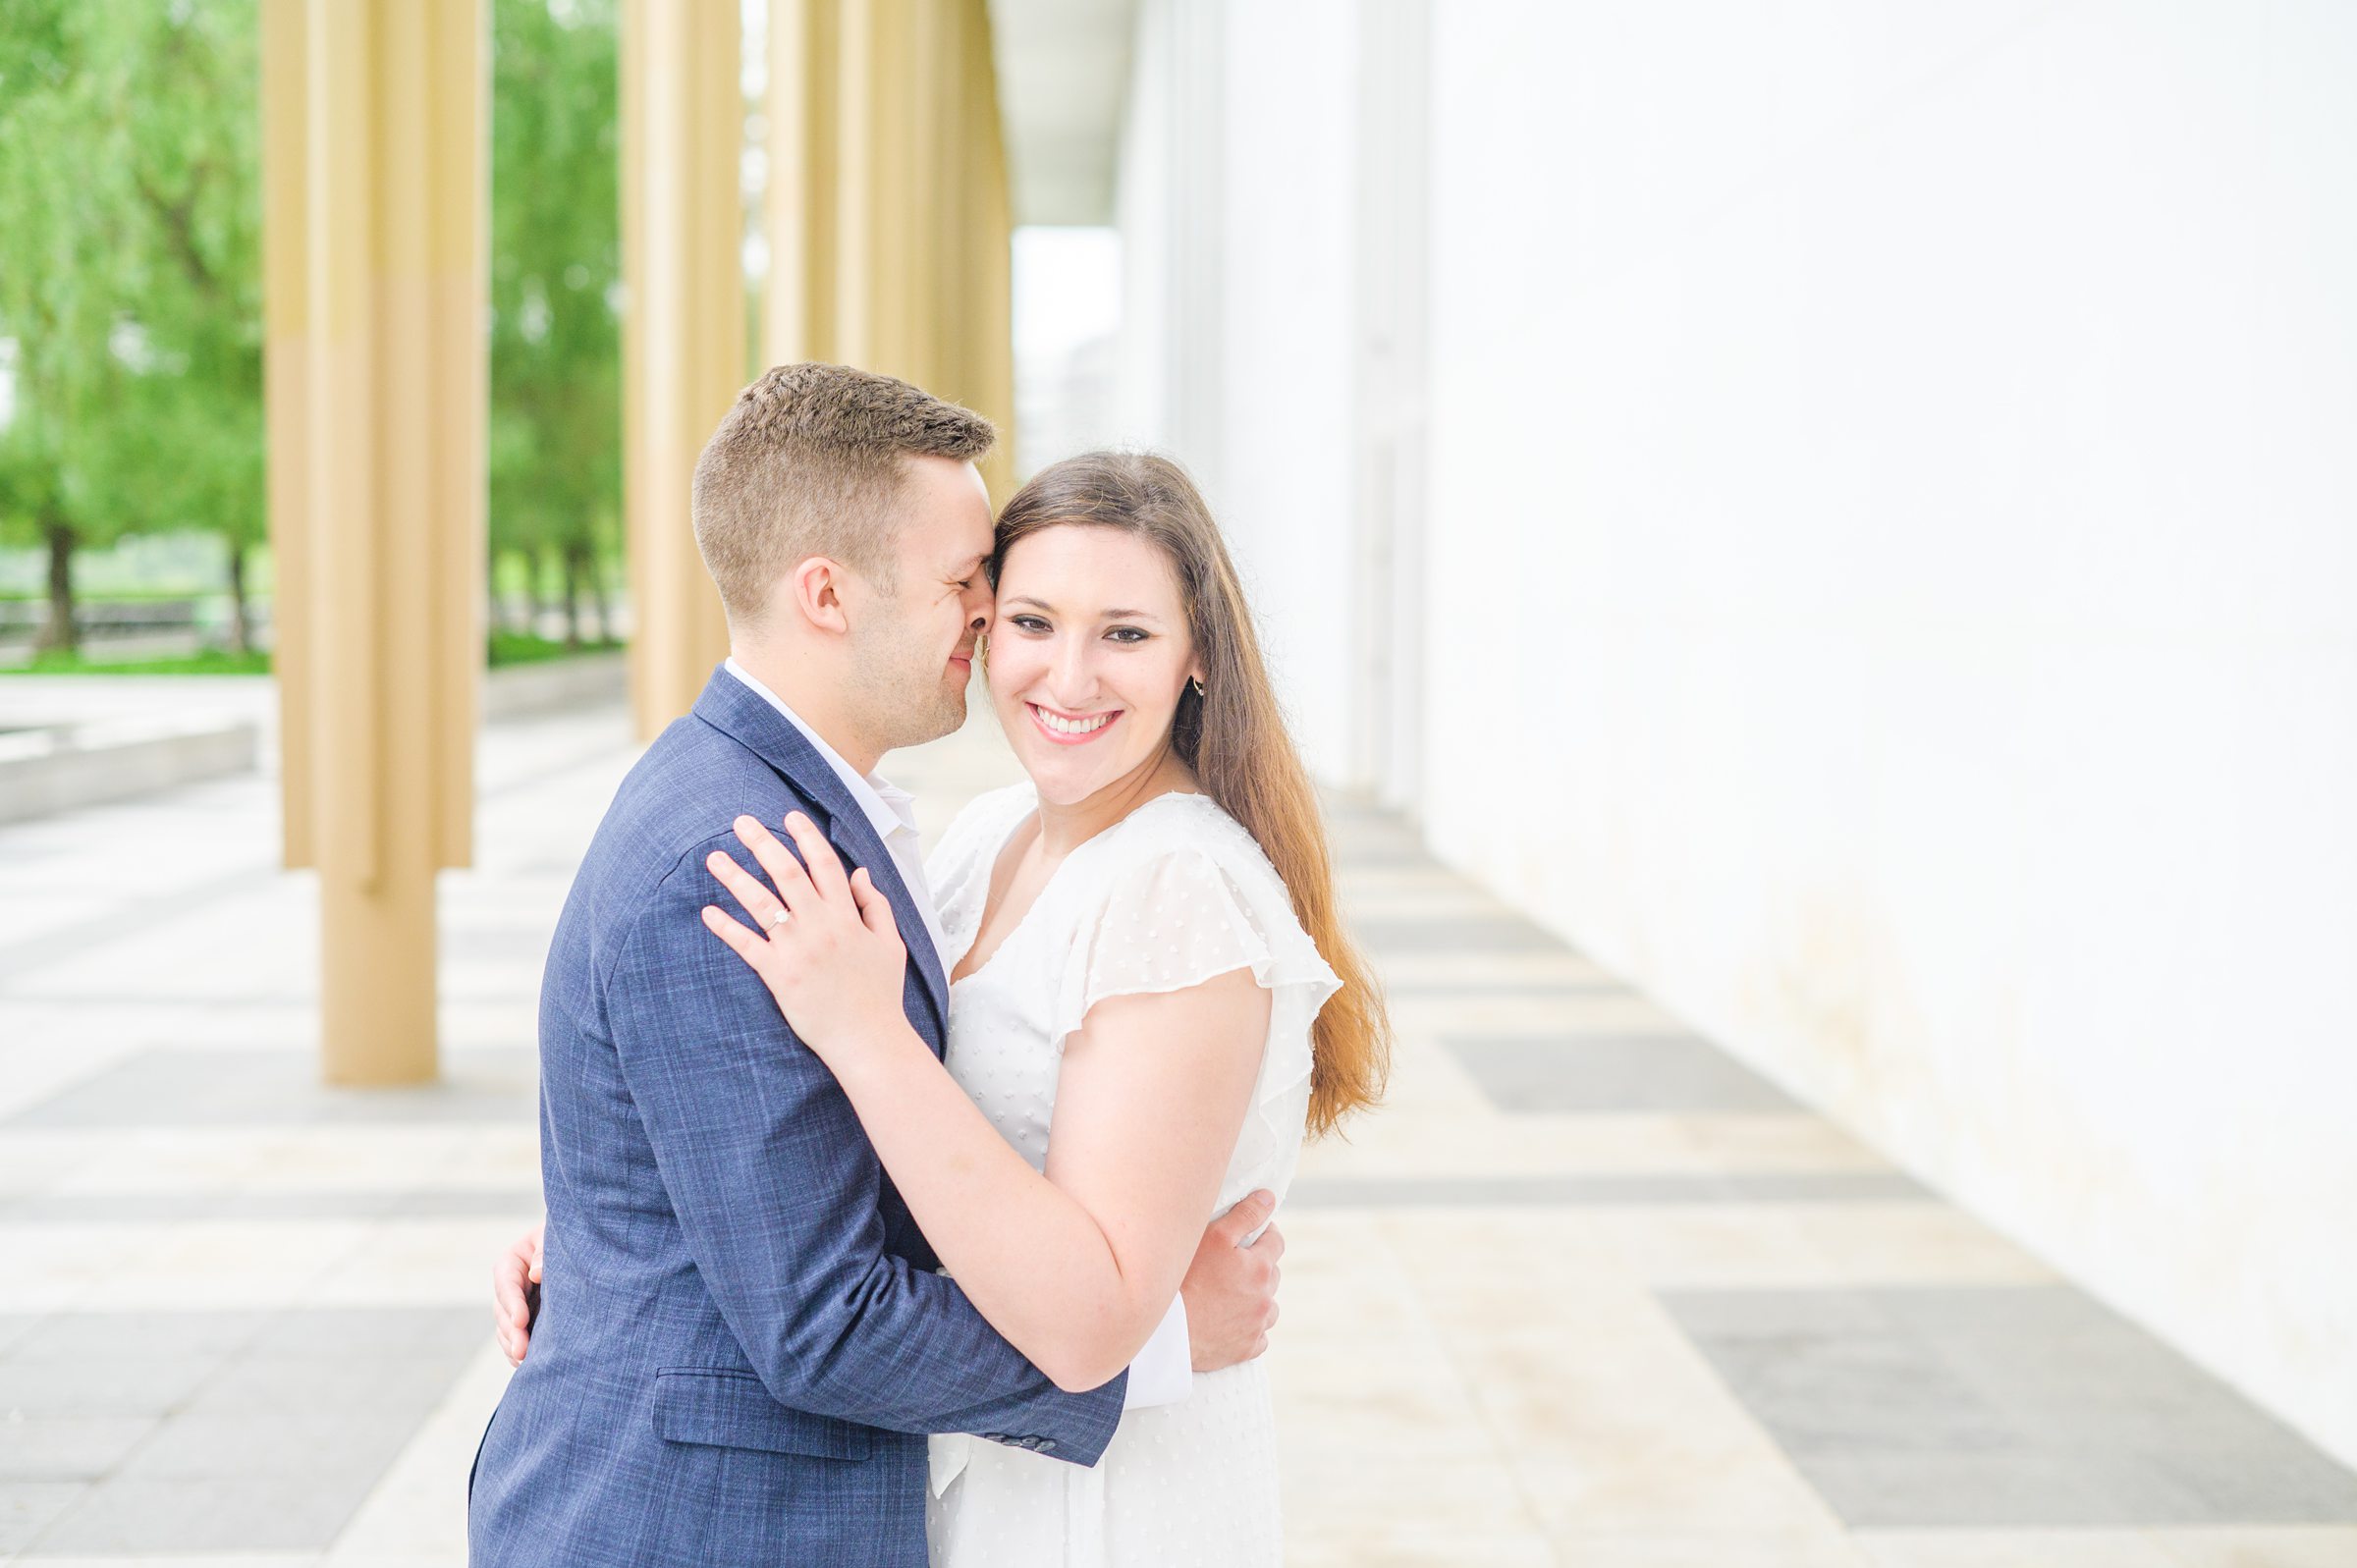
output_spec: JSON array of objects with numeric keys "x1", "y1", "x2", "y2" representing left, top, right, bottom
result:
[{"x1": 787, "y1": 556, "x2": 851, "y2": 635}]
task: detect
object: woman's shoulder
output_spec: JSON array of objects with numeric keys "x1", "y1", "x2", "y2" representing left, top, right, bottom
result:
[
  {"x1": 1081, "y1": 792, "x2": 1301, "y2": 933},
  {"x1": 1053, "y1": 789, "x2": 1340, "y2": 1028},
  {"x1": 1095, "y1": 790, "x2": 1264, "y2": 871}
]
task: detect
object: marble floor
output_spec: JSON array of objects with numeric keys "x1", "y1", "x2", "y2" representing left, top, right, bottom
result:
[{"x1": 1, "y1": 686, "x2": 2352, "y2": 1566}]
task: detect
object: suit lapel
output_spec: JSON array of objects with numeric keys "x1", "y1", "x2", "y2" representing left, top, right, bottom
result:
[{"x1": 690, "y1": 667, "x2": 951, "y2": 1043}]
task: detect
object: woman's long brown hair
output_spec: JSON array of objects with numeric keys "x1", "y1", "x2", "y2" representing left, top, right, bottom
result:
[{"x1": 992, "y1": 453, "x2": 1390, "y2": 1137}]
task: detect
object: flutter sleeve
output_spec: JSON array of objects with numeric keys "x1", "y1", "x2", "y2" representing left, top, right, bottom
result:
[{"x1": 1051, "y1": 829, "x2": 1343, "y2": 1203}]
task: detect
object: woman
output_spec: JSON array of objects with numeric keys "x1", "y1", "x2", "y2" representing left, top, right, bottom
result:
[{"x1": 701, "y1": 452, "x2": 1389, "y2": 1565}]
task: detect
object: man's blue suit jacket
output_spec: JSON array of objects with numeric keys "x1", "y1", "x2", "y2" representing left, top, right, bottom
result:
[{"x1": 467, "y1": 667, "x2": 1124, "y2": 1568}]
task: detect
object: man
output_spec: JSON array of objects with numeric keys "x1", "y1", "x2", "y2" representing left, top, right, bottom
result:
[{"x1": 467, "y1": 364, "x2": 1282, "y2": 1567}]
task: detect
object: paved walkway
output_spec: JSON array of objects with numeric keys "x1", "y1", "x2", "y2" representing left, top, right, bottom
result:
[{"x1": 2, "y1": 683, "x2": 2354, "y2": 1566}]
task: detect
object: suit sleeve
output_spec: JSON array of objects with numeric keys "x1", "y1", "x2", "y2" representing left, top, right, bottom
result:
[{"x1": 605, "y1": 835, "x2": 1126, "y2": 1464}]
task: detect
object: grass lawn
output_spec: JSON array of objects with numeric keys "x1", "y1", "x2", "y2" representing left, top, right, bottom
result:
[
  {"x1": 0, "y1": 634, "x2": 624, "y2": 677},
  {"x1": 486, "y1": 631, "x2": 626, "y2": 668},
  {"x1": 0, "y1": 648, "x2": 273, "y2": 676}
]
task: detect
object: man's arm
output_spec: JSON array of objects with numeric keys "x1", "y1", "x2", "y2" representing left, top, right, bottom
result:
[
  {"x1": 604, "y1": 841, "x2": 1124, "y2": 1459},
  {"x1": 491, "y1": 1198, "x2": 1285, "y2": 1377},
  {"x1": 1122, "y1": 1294, "x2": 1192, "y2": 1409},
  {"x1": 1178, "y1": 1192, "x2": 1283, "y2": 1371},
  {"x1": 1122, "y1": 1192, "x2": 1288, "y2": 1406}
]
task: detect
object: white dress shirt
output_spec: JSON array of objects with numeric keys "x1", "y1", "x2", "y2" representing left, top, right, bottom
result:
[{"x1": 722, "y1": 659, "x2": 1193, "y2": 1411}]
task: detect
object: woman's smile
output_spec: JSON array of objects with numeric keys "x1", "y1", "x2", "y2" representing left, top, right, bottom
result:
[{"x1": 1026, "y1": 701, "x2": 1124, "y2": 744}]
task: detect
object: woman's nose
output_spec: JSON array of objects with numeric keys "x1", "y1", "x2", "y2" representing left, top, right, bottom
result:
[{"x1": 1048, "y1": 636, "x2": 1098, "y2": 701}]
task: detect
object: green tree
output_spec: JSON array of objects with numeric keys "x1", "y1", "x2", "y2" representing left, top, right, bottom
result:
[
  {"x1": 0, "y1": 2, "x2": 140, "y2": 653},
  {"x1": 4, "y1": 1, "x2": 622, "y2": 666},
  {"x1": 491, "y1": 0, "x2": 622, "y2": 650},
  {"x1": 0, "y1": 2, "x2": 262, "y2": 656},
  {"x1": 111, "y1": 2, "x2": 264, "y2": 653}
]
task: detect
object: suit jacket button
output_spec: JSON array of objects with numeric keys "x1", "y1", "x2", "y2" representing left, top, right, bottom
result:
[{"x1": 1037, "y1": 1439, "x2": 1057, "y2": 1453}]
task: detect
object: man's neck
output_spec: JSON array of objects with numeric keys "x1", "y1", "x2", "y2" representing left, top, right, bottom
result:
[{"x1": 730, "y1": 640, "x2": 882, "y2": 777}]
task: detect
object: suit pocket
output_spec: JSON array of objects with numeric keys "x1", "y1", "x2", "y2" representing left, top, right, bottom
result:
[{"x1": 652, "y1": 1368, "x2": 874, "y2": 1462}]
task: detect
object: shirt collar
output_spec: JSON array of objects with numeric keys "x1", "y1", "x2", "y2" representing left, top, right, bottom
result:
[{"x1": 724, "y1": 657, "x2": 915, "y2": 844}]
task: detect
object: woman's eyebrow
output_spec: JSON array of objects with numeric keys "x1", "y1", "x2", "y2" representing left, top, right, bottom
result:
[{"x1": 1003, "y1": 595, "x2": 1163, "y2": 624}]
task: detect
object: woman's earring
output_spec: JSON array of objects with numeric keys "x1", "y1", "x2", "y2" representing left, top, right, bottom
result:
[{"x1": 1188, "y1": 676, "x2": 1206, "y2": 698}]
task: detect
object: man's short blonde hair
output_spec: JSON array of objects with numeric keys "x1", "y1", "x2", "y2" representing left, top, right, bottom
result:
[{"x1": 690, "y1": 362, "x2": 996, "y2": 622}]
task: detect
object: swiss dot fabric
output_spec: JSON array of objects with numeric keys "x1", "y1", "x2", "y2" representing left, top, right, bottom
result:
[{"x1": 920, "y1": 783, "x2": 1341, "y2": 1568}]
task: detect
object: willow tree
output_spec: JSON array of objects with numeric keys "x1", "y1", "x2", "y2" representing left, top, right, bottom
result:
[
  {"x1": 0, "y1": 3, "x2": 137, "y2": 653},
  {"x1": 114, "y1": 3, "x2": 265, "y2": 653},
  {"x1": 491, "y1": 0, "x2": 623, "y2": 650},
  {"x1": 0, "y1": 2, "x2": 262, "y2": 656}
]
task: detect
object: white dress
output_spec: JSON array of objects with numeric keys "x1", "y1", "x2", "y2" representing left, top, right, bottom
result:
[{"x1": 920, "y1": 782, "x2": 1342, "y2": 1568}]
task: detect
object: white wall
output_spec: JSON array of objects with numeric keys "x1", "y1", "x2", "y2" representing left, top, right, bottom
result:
[
  {"x1": 1416, "y1": 0, "x2": 2357, "y2": 1465},
  {"x1": 1012, "y1": 226, "x2": 1124, "y2": 475},
  {"x1": 1116, "y1": 0, "x2": 1362, "y2": 777}
]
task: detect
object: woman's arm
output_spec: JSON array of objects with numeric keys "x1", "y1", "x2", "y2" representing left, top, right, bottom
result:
[
  {"x1": 702, "y1": 812, "x2": 1271, "y2": 1392},
  {"x1": 826, "y1": 971, "x2": 1266, "y2": 1391}
]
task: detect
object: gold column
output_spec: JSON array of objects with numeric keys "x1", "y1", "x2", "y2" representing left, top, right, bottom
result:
[
  {"x1": 262, "y1": 0, "x2": 312, "y2": 875},
  {"x1": 955, "y1": 0, "x2": 1018, "y2": 499},
  {"x1": 831, "y1": 0, "x2": 918, "y2": 379},
  {"x1": 769, "y1": 0, "x2": 1016, "y2": 491},
  {"x1": 765, "y1": 0, "x2": 840, "y2": 366},
  {"x1": 262, "y1": 0, "x2": 485, "y2": 1086},
  {"x1": 623, "y1": 0, "x2": 744, "y2": 739}
]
